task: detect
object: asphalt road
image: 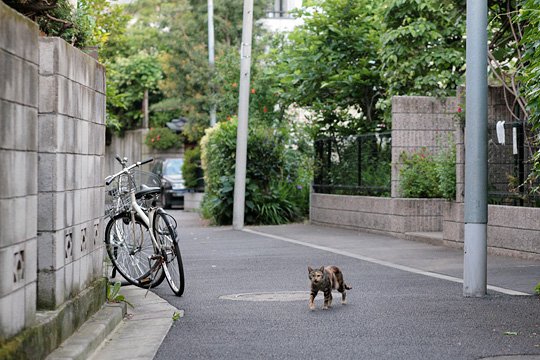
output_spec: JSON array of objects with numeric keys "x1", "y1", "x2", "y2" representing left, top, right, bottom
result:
[{"x1": 151, "y1": 211, "x2": 540, "y2": 360}]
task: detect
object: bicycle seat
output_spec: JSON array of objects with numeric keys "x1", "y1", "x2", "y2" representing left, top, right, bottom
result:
[{"x1": 135, "y1": 185, "x2": 161, "y2": 200}]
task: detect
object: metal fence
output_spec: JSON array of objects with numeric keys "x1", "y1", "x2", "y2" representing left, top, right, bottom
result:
[
  {"x1": 313, "y1": 132, "x2": 392, "y2": 196},
  {"x1": 313, "y1": 125, "x2": 540, "y2": 206},
  {"x1": 488, "y1": 122, "x2": 540, "y2": 207}
]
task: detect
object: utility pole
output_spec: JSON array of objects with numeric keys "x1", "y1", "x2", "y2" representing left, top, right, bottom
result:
[
  {"x1": 232, "y1": 0, "x2": 254, "y2": 230},
  {"x1": 208, "y1": 0, "x2": 216, "y2": 126},
  {"x1": 463, "y1": 0, "x2": 488, "y2": 297},
  {"x1": 143, "y1": 89, "x2": 149, "y2": 128}
]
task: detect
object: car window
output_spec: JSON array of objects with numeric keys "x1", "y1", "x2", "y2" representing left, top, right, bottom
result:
[
  {"x1": 163, "y1": 159, "x2": 183, "y2": 176},
  {"x1": 152, "y1": 161, "x2": 163, "y2": 176}
]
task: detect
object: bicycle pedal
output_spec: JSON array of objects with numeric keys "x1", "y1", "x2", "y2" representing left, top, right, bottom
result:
[{"x1": 139, "y1": 276, "x2": 152, "y2": 285}]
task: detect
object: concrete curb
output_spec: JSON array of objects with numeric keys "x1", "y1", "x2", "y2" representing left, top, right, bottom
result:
[
  {"x1": 89, "y1": 286, "x2": 181, "y2": 360},
  {"x1": 45, "y1": 302, "x2": 126, "y2": 360}
]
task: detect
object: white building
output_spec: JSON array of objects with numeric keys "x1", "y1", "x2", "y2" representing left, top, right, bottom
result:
[{"x1": 259, "y1": 0, "x2": 304, "y2": 32}]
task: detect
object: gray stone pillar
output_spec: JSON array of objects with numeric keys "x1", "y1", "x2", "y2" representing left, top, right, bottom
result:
[{"x1": 37, "y1": 38, "x2": 106, "y2": 309}]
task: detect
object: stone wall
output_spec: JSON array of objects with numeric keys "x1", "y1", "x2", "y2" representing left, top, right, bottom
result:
[
  {"x1": 105, "y1": 129, "x2": 183, "y2": 177},
  {"x1": 37, "y1": 37, "x2": 106, "y2": 309},
  {"x1": 0, "y1": 4, "x2": 39, "y2": 340},
  {"x1": 310, "y1": 194, "x2": 444, "y2": 237},
  {"x1": 391, "y1": 96, "x2": 458, "y2": 197},
  {"x1": 0, "y1": 2, "x2": 106, "y2": 343},
  {"x1": 311, "y1": 91, "x2": 540, "y2": 259},
  {"x1": 444, "y1": 202, "x2": 540, "y2": 260},
  {"x1": 184, "y1": 192, "x2": 204, "y2": 212}
]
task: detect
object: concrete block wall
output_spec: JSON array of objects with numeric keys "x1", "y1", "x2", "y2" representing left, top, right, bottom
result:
[
  {"x1": 311, "y1": 89, "x2": 539, "y2": 259},
  {"x1": 0, "y1": 3, "x2": 39, "y2": 340},
  {"x1": 105, "y1": 129, "x2": 146, "y2": 177},
  {"x1": 310, "y1": 194, "x2": 444, "y2": 237},
  {"x1": 391, "y1": 96, "x2": 459, "y2": 197},
  {"x1": 37, "y1": 37, "x2": 106, "y2": 309},
  {"x1": 443, "y1": 202, "x2": 540, "y2": 260}
]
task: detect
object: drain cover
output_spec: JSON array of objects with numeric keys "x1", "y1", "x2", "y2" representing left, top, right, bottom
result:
[{"x1": 219, "y1": 291, "x2": 310, "y2": 302}]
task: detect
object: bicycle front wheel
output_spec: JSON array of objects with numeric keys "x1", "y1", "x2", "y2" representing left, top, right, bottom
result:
[
  {"x1": 154, "y1": 209, "x2": 185, "y2": 296},
  {"x1": 105, "y1": 213, "x2": 165, "y2": 288}
]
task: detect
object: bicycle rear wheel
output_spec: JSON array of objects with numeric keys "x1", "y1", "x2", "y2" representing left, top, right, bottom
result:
[
  {"x1": 105, "y1": 213, "x2": 165, "y2": 288},
  {"x1": 154, "y1": 209, "x2": 185, "y2": 296}
]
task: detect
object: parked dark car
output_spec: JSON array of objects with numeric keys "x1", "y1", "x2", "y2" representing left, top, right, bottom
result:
[{"x1": 151, "y1": 158, "x2": 186, "y2": 209}]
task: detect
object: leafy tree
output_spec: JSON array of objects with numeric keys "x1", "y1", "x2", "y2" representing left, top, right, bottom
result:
[
  {"x1": 82, "y1": 0, "x2": 130, "y2": 56},
  {"x1": 106, "y1": 51, "x2": 164, "y2": 131},
  {"x1": 273, "y1": 0, "x2": 384, "y2": 138},
  {"x1": 520, "y1": 0, "x2": 540, "y2": 188},
  {"x1": 152, "y1": 0, "x2": 268, "y2": 142},
  {"x1": 378, "y1": 0, "x2": 466, "y2": 116},
  {"x1": 214, "y1": 35, "x2": 285, "y2": 128}
]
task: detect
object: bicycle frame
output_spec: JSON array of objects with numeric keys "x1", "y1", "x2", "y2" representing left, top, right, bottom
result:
[{"x1": 106, "y1": 157, "x2": 180, "y2": 290}]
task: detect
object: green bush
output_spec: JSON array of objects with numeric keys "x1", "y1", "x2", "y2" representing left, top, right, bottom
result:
[
  {"x1": 435, "y1": 144, "x2": 456, "y2": 200},
  {"x1": 182, "y1": 146, "x2": 202, "y2": 190},
  {"x1": 399, "y1": 146, "x2": 456, "y2": 199},
  {"x1": 6, "y1": 0, "x2": 99, "y2": 48},
  {"x1": 144, "y1": 127, "x2": 181, "y2": 150},
  {"x1": 200, "y1": 119, "x2": 310, "y2": 225},
  {"x1": 399, "y1": 148, "x2": 442, "y2": 198}
]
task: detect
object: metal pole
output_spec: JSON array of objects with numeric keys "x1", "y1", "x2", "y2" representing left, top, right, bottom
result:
[
  {"x1": 208, "y1": 0, "x2": 217, "y2": 126},
  {"x1": 463, "y1": 0, "x2": 488, "y2": 297},
  {"x1": 143, "y1": 89, "x2": 149, "y2": 129},
  {"x1": 232, "y1": 0, "x2": 254, "y2": 230}
]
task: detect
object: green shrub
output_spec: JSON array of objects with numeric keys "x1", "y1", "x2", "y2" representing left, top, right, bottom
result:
[
  {"x1": 200, "y1": 119, "x2": 310, "y2": 225},
  {"x1": 435, "y1": 144, "x2": 456, "y2": 200},
  {"x1": 182, "y1": 146, "x2": 202, "y2": 190},
  {"x1": 399, "y1": 145, "x2": 456, "y2": 199},
  {"x1": 6, "y1": 0, "x2": 96, "y2": 48},
  {"x1": 144, "y1": 127, "x2": 181, "y2": 150},
  {"x1": 399, "y1": 148, "x2": 442, "y2": 198}
]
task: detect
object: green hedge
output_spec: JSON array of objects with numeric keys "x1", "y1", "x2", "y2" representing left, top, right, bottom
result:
[{"x1": 200, "y1": 119, "x2": 310, "y2": 225}]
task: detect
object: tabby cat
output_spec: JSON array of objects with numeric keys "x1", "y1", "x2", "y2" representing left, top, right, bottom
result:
[{"x1": 308, "y1": 266, "x2": 352, "y2": 310}]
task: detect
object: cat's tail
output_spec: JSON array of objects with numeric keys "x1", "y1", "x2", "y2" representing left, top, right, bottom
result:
[{"x1": 345, "y1": 284, "x2": 352, "y2": 290}]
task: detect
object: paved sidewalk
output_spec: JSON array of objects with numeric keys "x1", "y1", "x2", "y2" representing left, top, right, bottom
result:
[{"x1": 89, "y1": 286, "x2": 180, "y2": 360}]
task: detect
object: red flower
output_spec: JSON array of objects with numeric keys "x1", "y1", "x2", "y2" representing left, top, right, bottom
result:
[
  {"x1": 151, "y1": 138, "x2": 155, "y2": 143},
  {"x1": 457, "y1": 107, "x2": 462, "y2": 113},
  {"x1": 263, "y1": 106, "x2": 268, "y2": 113},
  {"x1": 157, "y1": 135, "x2": 161, "y2": 140},
  {"x1": 232, "y1": 83, "x2": 238, "y2": 88},
  {"x1": 251, "y1": 88, "x2": 256, "y2": 94}
]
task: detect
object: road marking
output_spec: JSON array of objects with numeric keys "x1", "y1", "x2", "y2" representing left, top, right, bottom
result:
[
  {"x1": 242, "y1": 228, "x2": 529, "y2": 296},
  {"x1": 220, "y1": 291, "x2": 309, "y2": 302}
]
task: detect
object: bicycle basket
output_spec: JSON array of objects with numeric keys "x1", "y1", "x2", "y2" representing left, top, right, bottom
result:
[{"x1": 104, "y1": 170, "x2": 161, "y2": 218}]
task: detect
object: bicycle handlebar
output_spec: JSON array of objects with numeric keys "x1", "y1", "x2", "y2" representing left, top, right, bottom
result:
[{"x1": 105, "y1": 158, "x2": 154, "y2": 186}]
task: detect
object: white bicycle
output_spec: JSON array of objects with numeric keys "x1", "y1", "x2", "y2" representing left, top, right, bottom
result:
[{"x1": 104, "y1": 157, "x2": 185, "y2": 296}]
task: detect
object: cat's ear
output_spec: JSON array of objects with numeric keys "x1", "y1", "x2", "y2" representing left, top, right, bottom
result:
[
  {"x1": 319, "y1": 266, "x2": 324, "y2": 272},
  {"x1": 308, "y1": 266, "x2": 313, "y2": 273}
]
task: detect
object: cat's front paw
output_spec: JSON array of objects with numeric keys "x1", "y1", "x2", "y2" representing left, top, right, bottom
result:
[
  {"x1": 309, "y1": 303, "x2": 315, "y2": 311},
  {"x1": 322, "y1": 305, "x2": 329, "y2": 310},
  {"x1": 341, "y1": 300, "x2": 347, "y2": 305}
]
